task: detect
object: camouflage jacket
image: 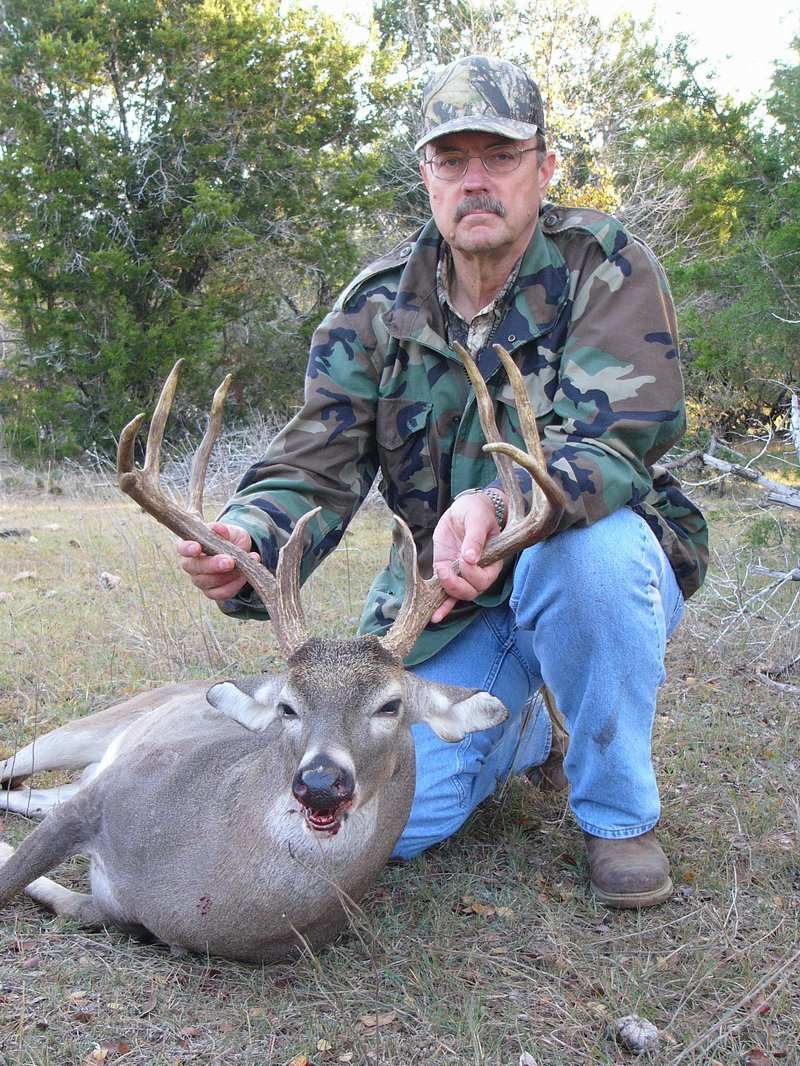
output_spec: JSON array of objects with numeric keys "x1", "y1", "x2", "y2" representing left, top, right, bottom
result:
[{"x1": 220, "y1": 205, "x2": 709, "y2": 664}]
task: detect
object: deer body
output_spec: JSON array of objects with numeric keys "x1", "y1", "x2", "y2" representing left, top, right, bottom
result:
[
  {"x1": 0, "y1": 344, "x2": 565, "y2": 962},
  {"x1": 0, "y1": 638, "x2": 506, "y2": 961}
]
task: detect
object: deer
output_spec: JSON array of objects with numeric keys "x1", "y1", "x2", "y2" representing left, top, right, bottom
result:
[{"x1": 0, "y1": 343, "x2": 566, "y2": 963}]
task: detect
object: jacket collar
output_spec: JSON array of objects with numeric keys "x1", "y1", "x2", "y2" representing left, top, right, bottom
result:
[{"x1": 383, "y1": 211, "x2": 570, "y2": 359}]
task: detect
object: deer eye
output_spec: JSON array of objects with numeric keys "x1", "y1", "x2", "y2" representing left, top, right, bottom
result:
[
  {"x1": 278, "y1": 702, "x2": 298, "y2": 719},
  {"x1": 373, "y1": 698, "x2": 402, "y2": 718}
]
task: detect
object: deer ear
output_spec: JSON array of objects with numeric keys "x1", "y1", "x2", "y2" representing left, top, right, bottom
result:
[
  {"x1": 206, "y1": 678, "x2": 282, "y2": 732},
  {"x1": 403, "y1": 675, "x2": 508, "y2": 742}
]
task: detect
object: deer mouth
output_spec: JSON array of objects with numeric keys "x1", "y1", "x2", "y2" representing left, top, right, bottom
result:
[{"x1": 301, "y1": 799, "x2": 353, "y2": 835}]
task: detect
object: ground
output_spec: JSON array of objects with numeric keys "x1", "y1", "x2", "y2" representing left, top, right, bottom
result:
[{"x1": 0, "y1": 487, "x2": 798, "y2": 1065}]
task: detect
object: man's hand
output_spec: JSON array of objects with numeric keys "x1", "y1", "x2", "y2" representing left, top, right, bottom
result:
[
  {"x1": 176, "y1": 522, "x2": 260, "y2": 602},
  {"x1": 431, "y1": 492, "x2": 506, "y2": 623}
]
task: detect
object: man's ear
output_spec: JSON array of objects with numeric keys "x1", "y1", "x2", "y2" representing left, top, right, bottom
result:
[
  {"x1": 206, "y1": 676, "x2": 284, "y2": 732},
  {"x1": 419, "y1": 153, "x2": 431, "y2": 191},
  {"x1": 403, "y1": 674, "x2": 508, "y2": 742},
  {"x1": 538, "y1": 150, "x2": 556, "y2": 195}
]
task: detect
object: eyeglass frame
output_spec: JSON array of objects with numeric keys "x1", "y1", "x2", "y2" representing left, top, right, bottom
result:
[{"x1": 421, "y1": 142, "x2": 543, "y2": 182}]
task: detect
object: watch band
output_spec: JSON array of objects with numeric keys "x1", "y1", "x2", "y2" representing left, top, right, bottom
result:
[{"x1": 454, "y1": 487, "x2": 508, "y2": 529}]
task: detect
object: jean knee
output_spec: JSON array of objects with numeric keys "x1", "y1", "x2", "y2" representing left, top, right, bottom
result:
[
  {"x1": 391, "y1": 721, "x2": 503, "y2": 860},
  {"x1": 391, "y1": 691, "x2": 551, "y2": 860},
  {"x1": 511, "y1": 509, "x2": 663, "y2": 629}
]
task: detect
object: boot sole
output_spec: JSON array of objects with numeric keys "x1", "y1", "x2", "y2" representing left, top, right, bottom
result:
[{"x1": 591, "y1": 877, "x2": 674, "y2": 909}]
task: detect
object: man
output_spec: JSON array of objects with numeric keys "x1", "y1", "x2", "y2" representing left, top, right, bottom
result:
[{"x1": 177, "y1": 56, "x2": 708, "y2": 908}]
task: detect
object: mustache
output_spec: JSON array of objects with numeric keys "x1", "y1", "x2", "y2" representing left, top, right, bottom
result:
[{"x1": 455, "y1": 195, "x2": 506, "y2": 222}]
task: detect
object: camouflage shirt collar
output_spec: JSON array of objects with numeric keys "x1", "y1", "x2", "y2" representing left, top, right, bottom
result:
[
  {"x1": 436, "y1": 244, "x2": 522, "y2": 353},
  {"x1": 384, "y1": 215, "x2": 569, "y2": 354}
]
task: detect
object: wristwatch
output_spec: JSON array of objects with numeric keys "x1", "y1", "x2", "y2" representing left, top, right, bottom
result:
[{"x1": 455, "y1": 487, "x2": 508, "y2": 529}]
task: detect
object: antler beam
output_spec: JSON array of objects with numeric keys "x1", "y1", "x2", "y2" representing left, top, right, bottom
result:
[
  {"x1": 117, "y1": 361, "x2": 316, "y2": 657},
  {"x1": 380, "y1": 343, "x2": 566, "y2": 661}
]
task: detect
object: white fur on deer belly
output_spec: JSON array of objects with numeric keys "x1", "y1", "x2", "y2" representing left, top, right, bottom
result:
[
  {"x1": 89, "y1": 851, "x2": 134, "y2": 924},
  {"x1": 87, "y1": 725, "x2": 136, "y2": 782}
]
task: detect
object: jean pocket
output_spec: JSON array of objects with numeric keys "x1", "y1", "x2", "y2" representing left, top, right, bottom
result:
[{"x1": 667, "y1": 590, "x2": 685, "y2": 636}]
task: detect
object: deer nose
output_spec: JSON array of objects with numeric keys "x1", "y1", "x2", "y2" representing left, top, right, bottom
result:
[{"x1": 292, "y1": 761, "x2": 355, "y2": 810}]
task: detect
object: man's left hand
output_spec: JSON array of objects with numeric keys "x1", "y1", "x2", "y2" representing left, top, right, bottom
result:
[{"x1": 431, "y1": 492, "x2": 506, "y2": 623}]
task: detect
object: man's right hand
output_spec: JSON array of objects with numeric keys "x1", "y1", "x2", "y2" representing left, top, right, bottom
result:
[{"x1": 176, "y1": 522, "x2": 259, "y2": 601}]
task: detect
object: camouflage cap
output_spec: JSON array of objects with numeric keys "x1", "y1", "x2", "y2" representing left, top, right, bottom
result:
[{"x1": 414, "y1": 55, "x2": 545, "y2": 154}]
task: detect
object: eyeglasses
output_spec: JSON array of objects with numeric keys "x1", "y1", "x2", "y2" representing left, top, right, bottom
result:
[{"x1": 423, "y1": 145, "x2": 539, "y2": 181}]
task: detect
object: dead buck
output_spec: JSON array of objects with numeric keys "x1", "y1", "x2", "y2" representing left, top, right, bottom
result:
[{"x1": 0, "y1": 343, "x2": 565, "y2": 963}]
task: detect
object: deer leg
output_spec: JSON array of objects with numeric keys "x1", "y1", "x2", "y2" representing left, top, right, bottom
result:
[
  {"x1": 9, "y1": 860, "x2": 105, "y2": 927},
  {"x1": 1, "y1": 783, "x2": 83, "y2": 818},
  {"x1": 1, "y1": 717, "x2": 125, "y2": 786},
  {"x1": 0, "y1": 790, "x2": 93, "y2": 910},
  {"x1": 0, "y1": 684, "x2": 203, "y2": 787}
]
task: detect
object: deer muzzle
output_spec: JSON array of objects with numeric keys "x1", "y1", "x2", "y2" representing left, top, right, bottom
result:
[{"x1": 292, "y1": 760, "x2": 356, "y2": 835}]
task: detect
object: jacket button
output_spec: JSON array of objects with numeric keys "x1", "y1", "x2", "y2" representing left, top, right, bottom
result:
[
  {"x1": 544, "y1": 213, "x2": 559, "y2": 227},
  {"x1": 507, "y1": 334, "x2": 516, "y2": 342},
  {"x1": 400, "y1": 245, "x2": 412, "y2": 257}
]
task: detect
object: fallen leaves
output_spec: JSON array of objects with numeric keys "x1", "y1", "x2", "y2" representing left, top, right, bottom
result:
[
  {"x1": 743, "y1": 1052, "x2": 771, "y2": 1066},
  {"x1": 138, "y1": 986, "x2": 158, "y2": 1017},
  {"x1": 81, "y1": 1042, "x2": 130, "y2": 1065},
  {"x1": 358, "y1": 1010, "x2": 397, "y2": 1030},
  {"x1": 457, "y1": 894, "x2": 514, "y2": 919}
]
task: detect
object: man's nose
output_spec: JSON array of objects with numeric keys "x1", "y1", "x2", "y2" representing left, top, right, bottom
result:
[{"x1": 461, "y1": 156, "x2": 490, "y2": 191}]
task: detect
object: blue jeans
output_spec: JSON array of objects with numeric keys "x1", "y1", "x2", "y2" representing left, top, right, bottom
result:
[{"x1": 392, "y1": 508, "x2": 685, "y2": 860}]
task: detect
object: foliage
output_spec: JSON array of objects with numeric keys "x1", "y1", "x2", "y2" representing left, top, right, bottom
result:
[
  {"x1": 616, "y1": 36, "x2": 800, "y2": 433},
  {"x1": 0, "y1": 0, "x2": 798, "y2": 455},
  {"x1": 0, "y1": 0, "x2": 386, "y2": 456}
]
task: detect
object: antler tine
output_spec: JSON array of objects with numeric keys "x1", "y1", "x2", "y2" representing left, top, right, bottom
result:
[
  {"x1": 492, "y1": 344, "x2": 547, "y2": 469},
  {"x1": 379, "y1": 518, "x2": 447, "y2": 660},
  {"x1": 117, "y1": 361, "x2": 314, "y2": 658},
  {"x1": 477, "y1": 343, "x2": 566, "y2": 565},
  {"x1": 273, "y1": 507, "x2": 321, "y2": 653},
  {"x1": 188, "y1": 373, "x2": 233, "y2": 519},
  {"x1": 379, "y1": 342, "x2": 566, "y2": 661},
  {"x1": 482, "y1": 343, "x2": 567, "y2": 525},
  {"x1": 143, "y1": 359, "x2": 183, "y2": 481},
  {"x1": 451, "y1": 342, "x2": 527, "y2": 524}
]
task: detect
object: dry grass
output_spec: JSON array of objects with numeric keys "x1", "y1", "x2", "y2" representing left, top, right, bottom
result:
[{"x1": 0, "y1": 485, "x2": 798, "y2": 1065}]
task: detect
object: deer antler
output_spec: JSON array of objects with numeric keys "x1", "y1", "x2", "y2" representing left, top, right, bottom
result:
[
  {"x1": 117, "y1": 360, "x2": 317, "y2": 657},
  {"x1": 379, "y1": 342, "x2": 566, "y2": 661}
]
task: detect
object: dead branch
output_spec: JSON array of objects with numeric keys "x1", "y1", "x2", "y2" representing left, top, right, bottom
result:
[
  {"x1": 752, "y1": 565, "x2": 800, "y2": 582},
  {"x1": 755, "y1": 672, "x2": 800, "y2": 695},
  {"x1": 663, "y1": 449, "x2": 702, "y2": 471},
  {"x1": 700, "y1": 453, "x2": 800, "y2": 511}
]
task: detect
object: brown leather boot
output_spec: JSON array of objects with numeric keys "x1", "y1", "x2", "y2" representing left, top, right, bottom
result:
[
  {"x1": 527, "y1": 727, "x2": 568, "y2": 791},
  {"x1": 584, "y1": 830, "x2": 673, "y2": 908}
]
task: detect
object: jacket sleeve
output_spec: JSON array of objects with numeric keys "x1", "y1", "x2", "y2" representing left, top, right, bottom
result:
[
  {"x1": 496, "y1": 235, "x2": 687, "y2": 533},
  {"x1": 217, "y1": 303, "x2": 382, "y2": 619}
]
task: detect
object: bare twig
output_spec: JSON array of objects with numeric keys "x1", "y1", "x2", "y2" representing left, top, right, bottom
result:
[
  {"x1": 668, "y1": 944, "x2": 800, "y2": 1064},
  {"x1": 754, "y1": 672, "x2": 800, "y2": 695}
]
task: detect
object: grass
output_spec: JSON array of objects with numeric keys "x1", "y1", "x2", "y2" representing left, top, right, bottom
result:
[{"x1": 0, "y1": 483, "x2": 798, "y2": 1065}]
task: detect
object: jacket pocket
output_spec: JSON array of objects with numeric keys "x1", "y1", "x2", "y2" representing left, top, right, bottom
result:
[{"x1": 375, "y1": 397, "x2": 438, "y2": 514}]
